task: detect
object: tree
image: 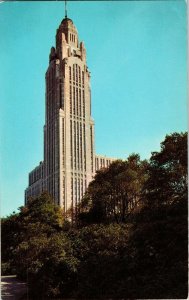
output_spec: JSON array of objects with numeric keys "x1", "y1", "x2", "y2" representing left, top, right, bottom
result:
[
  {"x1": 1, "y1": 192, "x2": 64, "y2": 277},
  {"x1": 79, "y1": 154, "x2": 148, "y2": 223},
  {"x1": 25, "y1": 192, "x2": 64, "y2": 229},
  {"x1": 1, "y1": 212, "x2": 20, "y2": 274},
  {"x1": 143, "y1": 132, "x2": 187, "y2": 207}
]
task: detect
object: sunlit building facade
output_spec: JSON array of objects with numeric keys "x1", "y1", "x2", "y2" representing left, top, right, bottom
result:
[{"x1": 25, "y1": 16, "x2": 115, "y2": 216}]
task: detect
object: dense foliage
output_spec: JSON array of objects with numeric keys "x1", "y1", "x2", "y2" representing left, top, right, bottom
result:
[
  {"x1": 1, "y1": 132, "x2": 188, "y2": 299},
  {"x1": 78, "y1": 154, "x2": 149, "y2": 224}
]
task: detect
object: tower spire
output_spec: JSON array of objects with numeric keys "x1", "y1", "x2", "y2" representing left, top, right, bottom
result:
[{"x1": 65, "y1": 0, "x2": 67, "y2": 18}]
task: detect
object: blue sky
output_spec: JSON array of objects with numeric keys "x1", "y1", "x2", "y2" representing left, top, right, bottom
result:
[{"x1": 0, "y1": 1, "x2": 187, "y2": 217}]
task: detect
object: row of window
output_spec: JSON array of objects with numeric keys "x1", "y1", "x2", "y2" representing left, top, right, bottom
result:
[
  {"x1": 69, "y1": 84, "x2": 85, "y2": 118},
  {"x1": 71, "y1": 177, "x2": 87, "y2": 211},
  {"x1": 26, "y1": 181, "x2": 43, "y2": 199},
  {"x1": 46, "y1": 124, "x2": 56, "y2": 176},
  {"x1": 69, "y1": 65, "x2": 85, "y2": 86},
  {"x1": 70, "y1": 33, "x2": 76, "y2": 43},
  {"x1": 46, "y1": 66, "x2": 60, "y2": 123},
  {"x1": 29, "y1": 165, "x2": 43, "y2": 186},
  {"x1": 95, "y1": 158, "x2": 112, "y2": 171},
  {"x1": 59, "y1": 79, "x2": 64, "y2": 109},
  {"x1": 70, "y1": 120, "x2": 86, "y2": 171},
  {"x1": 46, "y1": 66, "x2": 56, "y2": 92},
  {"x1": 46, "y1": 93, "x2": 57, "y2": 123}
]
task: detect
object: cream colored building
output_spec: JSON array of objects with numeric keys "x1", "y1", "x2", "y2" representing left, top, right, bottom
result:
[{"x1": 25, "y1": 17, "x2": 116, "y2": 216}]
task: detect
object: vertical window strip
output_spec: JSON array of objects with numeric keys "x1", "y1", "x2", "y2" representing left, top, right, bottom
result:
[
  {"x1": 74, "y1": 121, "x2": 76, "y2": 169},
  {"x1": 70, "y1": 85, "x2": 72, "y2": 115},
  {"x1": 62, "y1": 119, "x2": 65, "y2": 167},
  {"x1": 84, "y1": 124, "x2": 86, "y2": 171},
  {"x1": 78, "y1": 178, "x2": 80, "y2": 205},
  {"x1": 81, "y1": 179, "x2": 83, "y2": 197},
  {"x1": 71, "y1": 177, "x2": 73, "y2": 202},
  {"x1": 76, "y1": 88, "x2": 78, "y2": 116},
  {"x1": 75, "y1": 178, "x2": 77, "y2": 208},
  {"x1": 90, "y1": 126, "x2": 93, "y2": 172},
  {"x1": 59, "y1": 82, "x2": 62, "y2": 108},
  {"x1": 79, "y1": 67, "x2": 81, "y2": 84},
  {"x1": 76, "y1": 64, "x2": 78, "y2": 83},
  {"x1": 70, "y1": 120, "x2": 73, "y2": 169},
  {"x1": 79, "y1": 89, "x2": 82, "y2": 117},
  {"x1": 69, "y1": 66, "x2": 71, "y2": 82},
  {"x1": 77, "y1": 122, "x2": 80, "y2": 170},
  {"x1": 63, "y1": 176, "x2": 65, "y2": 207},
  {"x1": 73, "y1": 64, "x2": 75, "y2": 82},
  {"x1": 80, "y1": 123, "x2": 83, "y2": 170},
  {"x1": 83, "y1": 90, "x2": 85, "y2": 118},
  {"x1": 82, "y1": 71, "x2": 84, "y2": 85},
  {"x1": 73, "y1": 87, "x2": 76, "y2": 115}
]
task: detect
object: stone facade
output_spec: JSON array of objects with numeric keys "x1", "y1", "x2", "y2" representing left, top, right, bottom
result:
[
  {"x1": 25, "y1": 162, "x2": 44, "y2": 203},
  {"x1": 25, "y1": 17, "x2": 116, "y2": 215}
]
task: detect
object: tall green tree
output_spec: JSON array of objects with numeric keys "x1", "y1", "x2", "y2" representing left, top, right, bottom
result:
[{"x1": 143, "y1": 132, "x2": 187, "y2": 207}]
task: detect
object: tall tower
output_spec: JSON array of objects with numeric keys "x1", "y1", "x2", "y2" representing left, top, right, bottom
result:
[
  {"x1": 25, "y1": 15, "x2": 115, "y2": 218},
  {"x1": 44, "y1": 16, "x2": 95, "y2": 216}
]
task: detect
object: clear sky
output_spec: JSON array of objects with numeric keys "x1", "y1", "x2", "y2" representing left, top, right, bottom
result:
[{"x1": 0, "y1": 1, "x2": 187, "y2": 217}]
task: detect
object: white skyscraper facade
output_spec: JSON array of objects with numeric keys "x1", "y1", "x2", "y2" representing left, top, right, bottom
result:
[{"x1": 25, "y1": 16, "x2": 115, "y2": 217}]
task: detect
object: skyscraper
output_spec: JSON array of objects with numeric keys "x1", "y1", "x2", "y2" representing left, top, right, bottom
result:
[{"x1": 25, "y1": 15, "x2": 115, "y2": 216}]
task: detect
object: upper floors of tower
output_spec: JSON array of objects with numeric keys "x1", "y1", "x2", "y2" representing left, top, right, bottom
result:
[
  {"x1": 45, "y1": 16, "x2": 92, "y2": 125},
  {"x1": 49, "y1": 17, "x2": 86, "y2": 64}
]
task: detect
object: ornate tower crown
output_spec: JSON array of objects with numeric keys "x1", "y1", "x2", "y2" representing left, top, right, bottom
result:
[
  {"x1": 53, "y1": 17, "x2": 86, "y2": 63},
  {"x1": 59, "y1": 17, "x2": 78, "y2": 46}
]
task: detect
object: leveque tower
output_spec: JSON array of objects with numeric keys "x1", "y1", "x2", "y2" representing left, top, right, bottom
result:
[{"x1": 25, "y1": 16, "x2": 115, "y2": 216}]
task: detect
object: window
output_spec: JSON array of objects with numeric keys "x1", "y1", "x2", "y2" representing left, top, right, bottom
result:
[
  {"x1": 82, "y1": 71, "x2": 84, "y2": 85},
  {"x1": 90, "y1": 126, "x2": 93, "y2": 172},
  {"x1": 71, "y1": 178, "x2": 73, "y2": 201},
  {"x1": 69, "y1": 66, "x2": 71, "y2": 81},
  {"x1": 79, "y1": 66, "x2": 81, "y2": 83},
  {"x1": 73, "y1": 87, "x2": 75, "y2": 115},
  {"x1": 74, "y1": 121, "x2": 76, "y2": 169},
  {"x1": 73, "y1": 64, "x2": 75, "y2": 81},
  {"x1": 62, "y1": 119, "x2": 65, "y2": 167},
  {"x1": 76, "y1": 88, "x2": 78, "y2": 116},
  {"x1": 79, "y1": 89, "x2": 81, "y2": 116},
  {"x1": 83, "y1": 90, "x2": 85, "y2": 118},
  {"x1": 75, "y1": 178, "x2": 77, "y2": 204},
  {"x1": 80, "y1": 123, "x2": 83, "y2": 170},
  {"x1": 81, "y1": 179, "x2": 83, "y2": 197},
  {"x1": 78, "y1": 178, "x2": 80, "y2": 203},
  {"x1": 70, "y1": 120, "x2": 73, "y2": 169},
  {"x1": 70, "y1": 85, "x2": 72, "y2": 115},
  {"x1": 76, "y1": 64, "x2": 78, "y2": 82},
  {"x1": 83, "y1": 124, "x2": 86, "y2": 171},
  {"x1": 77, "y1": 122, "x2": 80, "y2": 170}
]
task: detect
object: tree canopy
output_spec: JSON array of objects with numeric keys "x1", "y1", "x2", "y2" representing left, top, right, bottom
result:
[
  {"x1": 78, "y1": 154, "x2": 149, "y2": 224},
  {"x1": 143, "y1": 132, "x2": 187, "y2": 207}
]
